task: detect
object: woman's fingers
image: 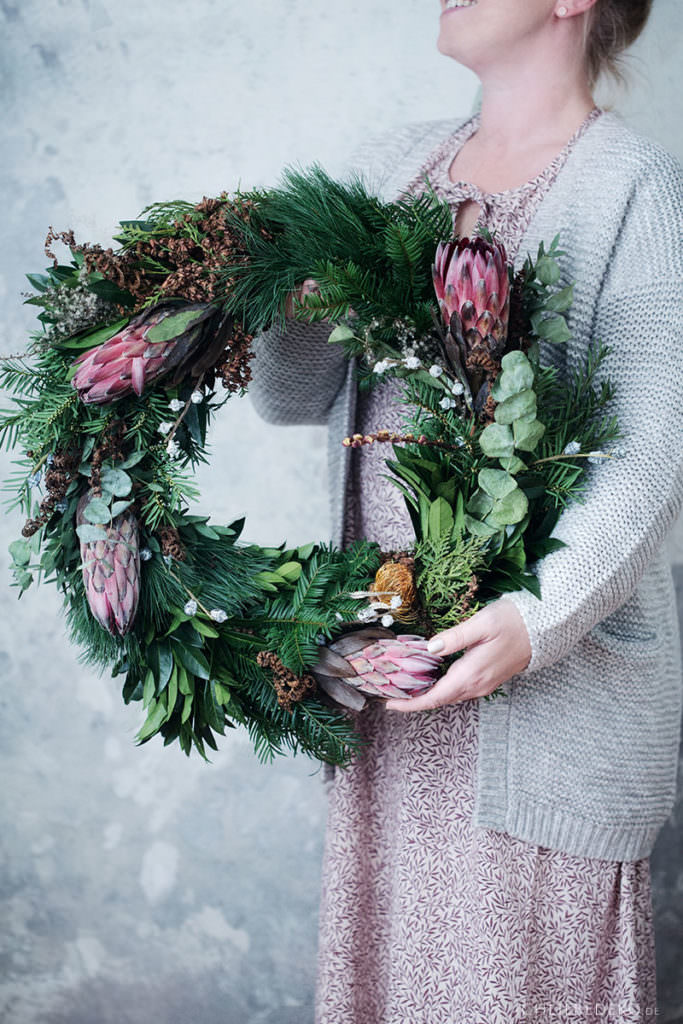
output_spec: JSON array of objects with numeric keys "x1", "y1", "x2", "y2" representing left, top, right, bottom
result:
[
  {"x1": 426, "y1": 608, "x2": 490, "y2": 657},
  {"x1": 384, "y1": 644, "x2": 493, "y2": 712}
]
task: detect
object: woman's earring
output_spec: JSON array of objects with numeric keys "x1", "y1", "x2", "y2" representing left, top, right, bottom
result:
[{"x1": 557, "y1": 5, "x2": 569, "y2": 15}]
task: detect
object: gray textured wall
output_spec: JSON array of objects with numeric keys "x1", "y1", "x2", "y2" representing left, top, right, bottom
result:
[{"x1": 0, "y1": 2, "x2": 681, "y2": 1021}]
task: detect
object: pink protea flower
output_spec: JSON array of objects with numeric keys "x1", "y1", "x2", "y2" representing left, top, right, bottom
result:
[
  {"x1": 432, "y1": 236, "x2": 510, "y2": 353},
  {"x1": 311, "y1": 626, "x2": 444, "y2": 710},
  {"x1": 77, "y1": 492, "x2": 140, "y2": 636},
  {"x1": 71, "y1": 302, "x2": 216, "y2": 405}
]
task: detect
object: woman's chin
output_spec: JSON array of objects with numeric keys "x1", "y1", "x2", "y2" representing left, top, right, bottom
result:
[{"x1": 436, "y1": 31, "x2": 468, "y2": 63}]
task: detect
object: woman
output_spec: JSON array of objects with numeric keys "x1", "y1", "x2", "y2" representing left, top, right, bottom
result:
[{"x1": 249, "y1": 0, "x2": 683, "y2": 1020}]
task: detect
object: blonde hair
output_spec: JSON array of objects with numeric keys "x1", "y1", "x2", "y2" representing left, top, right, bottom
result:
[{"x1": 582, "y1": 0, "x2": 654, "y2": 89}]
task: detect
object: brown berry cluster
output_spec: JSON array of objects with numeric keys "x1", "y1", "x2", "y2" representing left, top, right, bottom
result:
[
  {"x1": 157, "y1": 525, "x2": 186, "y2": 562},
  {"x1": 21, "y1": 447, "x2": 81, "y2": 537},
  {"x1": 256, "y1": 650, "x2": 317, "y2": 712},
  {"x1": 44, "y1": 194, "x2": 257, "y2": 313}
]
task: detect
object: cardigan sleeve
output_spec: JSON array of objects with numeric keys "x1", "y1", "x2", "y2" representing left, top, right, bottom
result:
[
  {"x1": 248, "y1": 118, "x2": 464, "y2": 426},
  {"x1": 502, "y1": 149, "x2": 683, "y2": 673}
]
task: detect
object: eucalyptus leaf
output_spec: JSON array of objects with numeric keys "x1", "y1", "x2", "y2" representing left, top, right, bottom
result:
[
  {"x1": 192, "y1": 619, "x2": 220, "y2": 639},
  {"x1": 487, "y1": 487, "x2": 529, "y2": 526},
  {"x1": 9, "y1": 540, "x2": 31, "y2": 565},
  {"x1": 544, "y1": 283, "x2": 574, "y2": 313},
  {"x1": 119, "y1": 450, "x2": 147, "y2": 469},
  {"x1": 535, "y1": 255, "x2": 561, "y2": 286},
  {"x1": 478, "y1": 468, "x2": 518, "y2": 499},
  {"x1": 498, "y1": 455, "x2": 527, "y2": 474},
  {"x1": 464, "y1": 514, "x2": 499, "y2": 538},
  {"x1": 142, "y1": 670, "x2": 155, "y2": 708},
  {"x1": 100, "y1": 466, "x2": 132, "y2": 497},
  {"x1": 479, "y1": 422, "x2": 514, "y2": 459},
  {"x1": 513, "y1": 417, "x2": 546, "y2": 452},
  {"x1": 76, "y1": 524, "x2": 108, "y2": 543},
  {"x1": 111, "y1": 499, "x2": 133, "y2": 517},
  {"x1": 136, "y1": 700, "x2": 168, "y2": 742},
  {"x1": 466, "y1": 489, "x2": 494, "y2": 518},
  {"x1": 494, "y1": 389, "x2": 537, "y2": 425},
  {"x1": 83, "y1": 497, "x2": 111, "y2": 524},
  {"x1": 532, "y1": 312, "x2": 572, "y2": 344}
]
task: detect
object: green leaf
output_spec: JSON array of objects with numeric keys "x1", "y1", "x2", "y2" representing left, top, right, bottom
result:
[
  {"x1": 428, "y1": 496, "x2": 454, "y2": 539},
  {"x1": 478, "y1": 468, "x2": 518, "y2": 499},
  {"x1": 513, "y1": 417, "x2": 546, "y2": 452},
  {"x1": 544, "y1": 283, "x2": 574, "y2": 313},
  {"x1": 214, "y1": 681, "x2": 231, "y2": 705},
  {"x1": 297, "y1": 542, "x2": 316, "y2": 560},
  {"x1": 100, "y1": 467, "x2": 132, "y2": 497},
  {"x1": 528, "y1": 536, "x2": 568, "y2": 557},
  {"x1": 494, "y1": 389, "x2": 537, "y2": 425},
  {"x1": 166, "y1": 664, "x2": 179, "y2": 718},
  {"x1": 83, "y1": 497, "x2": 111, "y2": 524},
  {"x1": 111, "y1": 499, "x2": 133, "y2": 517},
  {"x1": 26, "y1": 272, "x2": 52, "y2": 293},
  {"x1": 532, "y1": 312, "x2": 572, "y2": 344},
  {"x1": 156, "y1": 642, "x2": 174, "y2": 690},
  {"x1": 479, "y1": 422, "x2": 514, "y2": 459},
  {"x1": 498, "y1": 455, "x2": 527, "y2": 474},
  {"x1": 55, "y1": 317, "x2": 129, "y2": 351},
  {"x1": 146, "y1": 307, "x2": 207, "y2": 343},
  {"x1": 181, "y1": 693, "x2": 193, "y2": 724},
  {"x1": 9, "y1": 540, "x2": 31, "y2": 565},
  {"x1": 177, "y1": 663, "x2": 192, "y2": 696},
  {"x1": 88, "y1": 279, "x2": 135, "y2": 306},
  {"x1": 119, "y1": 450, "x2": 147, "y2": 469},
  {"x1": 173, "y1": 642, "x2": 210, "y2": 680},
  {"x1": 535, "y1": 255, "x2": 561, "y2": 286},
  {"x1": 487, "y1": 488, "x2": 529, "y2": 526},
  {"x1": 136, "y1": 700, "x2": 168, "y2": 742},
  {"x1": 491, "y1": 352, "x2": 534, "y2": 400},
  {"x1": 327, "y1": 324, "x2": 356, "y2": 344},
  {"x1": 192, "y1": 618, "x2": 220, "y2": 639},
  {"x1": 277, "y1": 561, "x2": 303, "y2": 583},
  {"x1": 76, "y1": 523, "x2": 108, "y2": 543},
  {"x1": 142, "y1": 669, "x2": 155, "y2": 708},
  {"x1": 194, "y1": 522, "x2": 220, "y2": 540},
  {"x1": 464, "y1": 514, "x2": 499, "y2": 538},
  {"x1": 466, "y1": 488, "x2": 494, "y2": 518}
]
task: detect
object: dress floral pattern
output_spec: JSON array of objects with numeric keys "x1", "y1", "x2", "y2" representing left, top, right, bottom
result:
[{"x1": 318, "y1": 106, "x2": 658, "y2": 1024}]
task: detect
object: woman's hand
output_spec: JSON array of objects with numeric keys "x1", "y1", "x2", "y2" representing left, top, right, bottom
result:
[{"x1": 384, "y1": 598, "x2": 532, "y2": 712}]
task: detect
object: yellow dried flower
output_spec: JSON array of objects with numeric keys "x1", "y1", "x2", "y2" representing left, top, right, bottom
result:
[{"x1": 370, "y1": 560, "x2": 418, "y2": 623}]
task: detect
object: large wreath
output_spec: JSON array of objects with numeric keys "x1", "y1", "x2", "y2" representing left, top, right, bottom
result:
[{"x1": 1, "y1": 167, "x2": 619, "y2": 765}]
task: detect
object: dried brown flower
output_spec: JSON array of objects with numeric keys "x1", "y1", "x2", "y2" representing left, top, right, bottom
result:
[{"x1": 256, "y1": 650, "x2": 317, "y2": 712}]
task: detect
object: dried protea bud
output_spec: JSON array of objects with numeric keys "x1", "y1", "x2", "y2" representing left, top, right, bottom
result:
[
  {"x1": 77, "y1": 491, "x2": 140, "y2": 636},
  {"x1": 71, "y1": 302, "x2": 234, "y2": 405},
  {"x1": 369, "y1": 560, "x2": 418, "y2": 622}
]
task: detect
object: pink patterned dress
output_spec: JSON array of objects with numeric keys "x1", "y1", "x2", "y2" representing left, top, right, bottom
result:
[{"x1": 315, "y1": 107, "x2": 658, "y2": 1024}]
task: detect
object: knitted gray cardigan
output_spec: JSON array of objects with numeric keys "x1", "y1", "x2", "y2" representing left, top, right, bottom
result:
[{"x1": 249, "y1": 109, "x2": 683, "y2": 861}]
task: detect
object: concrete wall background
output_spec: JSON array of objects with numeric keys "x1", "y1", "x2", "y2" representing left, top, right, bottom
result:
[{"x1": 0, "y1": 1, "x2": 681, "y2": 1021}]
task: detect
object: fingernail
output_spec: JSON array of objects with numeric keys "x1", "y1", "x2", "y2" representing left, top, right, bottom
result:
[{"x1": 427, "y1": 637, "x2": 445, "y2": 653}]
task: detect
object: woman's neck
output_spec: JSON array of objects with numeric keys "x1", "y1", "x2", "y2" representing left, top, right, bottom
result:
[{"x1": 475, "y1": 80, "x2": 598, "y2": 154}]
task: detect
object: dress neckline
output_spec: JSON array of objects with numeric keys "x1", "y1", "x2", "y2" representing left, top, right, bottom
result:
[{"x1": 439, "y1": 105, "x2": 605, "y2": 200}]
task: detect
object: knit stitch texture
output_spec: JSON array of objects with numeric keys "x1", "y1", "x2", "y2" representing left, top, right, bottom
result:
[{"x1": 248, "y1": 109, "x2": 683, "y2": 860}]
